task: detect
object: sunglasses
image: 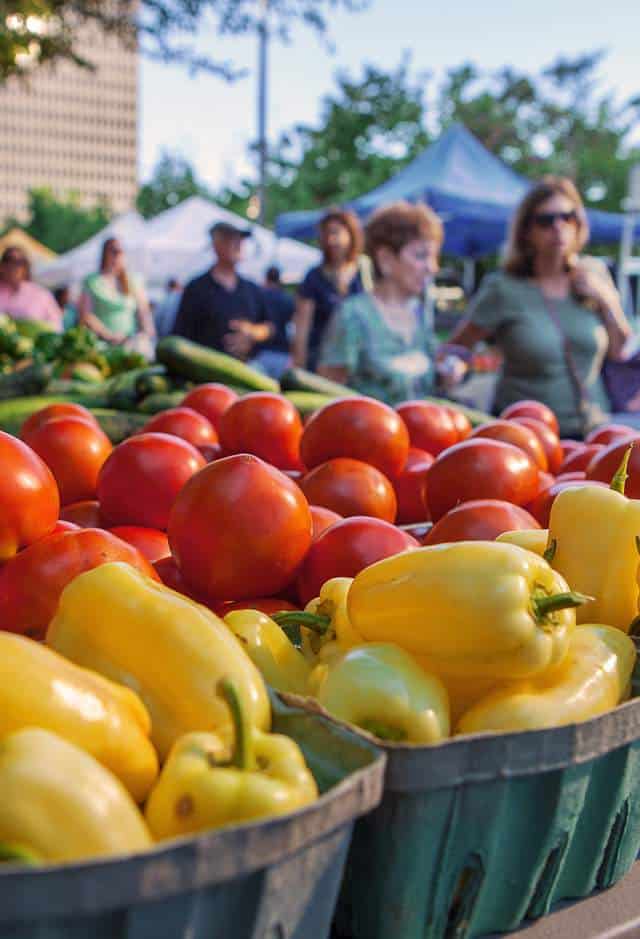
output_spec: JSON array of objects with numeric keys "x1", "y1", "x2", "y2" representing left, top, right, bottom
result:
[
  {"x1": 3, "y1": 255, "x2": 26, "y2": 266},
  {"x1": 532, "y1": 210, "x2": 578, "y2": 229}
]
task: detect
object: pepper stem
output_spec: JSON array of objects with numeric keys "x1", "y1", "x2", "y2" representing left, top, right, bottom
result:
[
  {"x1": 543, "y1": 539, "x2": 557, "y2": 563},
  {"x1": 0, "y1": 842, "x2": 41, "y2": 865},
  {"x1": 611, "y1": 446, "x2": 633, "y2": 495},
  {"x1": 272, "y1": 611, "x2": 331, "y2": 635},
  {"x1": 217, "y1": 678, "x2": 252, "y2": 771},
  {"x1": 531, "y1": 591, "x2": 592, "y2": 622}
]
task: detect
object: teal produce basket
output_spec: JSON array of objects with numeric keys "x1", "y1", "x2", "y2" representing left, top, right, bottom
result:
[
  {"x1": 315, "y1": 693, "x2": 640, "y2": 939},
  {"x1": 0, "y1": 693, "x2": 386, "y2": 939}
]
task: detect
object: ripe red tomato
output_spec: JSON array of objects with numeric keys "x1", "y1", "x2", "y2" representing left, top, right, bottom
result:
[
  {"x1": 500, "y1": 400, "x2": 560, "y2": 435},
  {"x1": 585, "y1": 423, "x2": 636, "y2": 448},
  {"x1": 60, "y1": 500, "x2": 104, "y2": 528},
  {"x1": 395, "y1": 401, "x2": 457, "y2": 455},
  {"x1": 296, "y1": 516, "x2": 419, "y2": 606},
  {"x1": 98, "y1": 433, "x2": 206, "y2": 531},
  {"x1": 423, "y1": 500, "x2": 540, "y2": 546},
  {"x1": 22, "y1": 416, "x2": 113, "y2": 506},
  {"x1": 528, "y1": 479, "x2": 607, "y2": 527},
  {"x1": 310, "y1": 505, "x2": 343, "y2": 539},
  {"x1": 199, "y1": 443, "x2": 223, "y2": 463},
  {"x1": 52, "y1": 520, "x2": 80, "y2": 533},
  {"x1": 182, "y1": 384, "x2": 239, "y2": 430},
  {"x1": 555, "y1": 471, "x2": 586, "y2": 483},
  {"x1": 0, "y1": 528, "x2": 158, "y2": 639},
  {"x1": 0, "y1": 432, "x2": 59, "y2": 561},
  {"x1": 142, "y1": 407, "x2": 217, "y2": 448},
  {"x1": 470, "y1": 420, "x2": 548, "y2": 471},
  {"x1": 108, "y1": 526, "x2": 170, "y2": 563},
  {"x1": 218, "y1": 392, "x2": 303, "y2": 470},
  {"x1": 426, "y1": 439, "x2": 540, "y2": 521},
  {"x1": 300, "y1": 397, "x2": 409, "y2": 478},
  {"x1": 301, "y1": 458, "x2": 397, "y2": 522},
  {"x1": 534, "y1": 471, "x2": 555, "y2": 497},
  {"x1": 20, "y1": 402, "x2": 100, "y2": 438},
  {"x1": 444, "y1": 406, "x2": 472, "y2": 441},
  {"x1": 586, "y1": 438, "x2": 640, "y2": 495},
  {"x1": 391, "y1": 447, "x2": 434, "y2": 524},
  {"x1": 560, "y1": 439, "x2": 583, "y2": 459},
  {"x1": 168, "y1": 454, "x2": 313, "y2": 602},
  {"x1": 558, "y1": 444, "x2": 603, "y2": 474},
  {"x1": 219, "y1": 597, "x2": 299, "y2": 615},
  {"x1": 512, "y1": 416, "x2": 563, "y2": 473}
]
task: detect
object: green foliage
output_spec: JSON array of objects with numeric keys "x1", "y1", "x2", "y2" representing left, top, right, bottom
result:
[
  {"x1": 7, "y1": 188, "x2": 111, "y2": 254},
  {"x1": 136, "y1": 152, "x2": 215, "y2": 219}
]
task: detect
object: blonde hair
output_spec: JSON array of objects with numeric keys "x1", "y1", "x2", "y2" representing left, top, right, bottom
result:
[
  {"x1": 100, "y1": 237, "x2": 130, "y2": 295},
  {"x1": 365, "y1": 201, "x2": 443, "y2": 278},
  {"x1": 503, "y1": 176, "x2": 589, "y2": 277}
]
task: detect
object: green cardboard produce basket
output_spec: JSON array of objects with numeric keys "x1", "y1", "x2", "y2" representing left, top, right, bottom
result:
[
  {"x1": 290, "y1": 691, "x2": 640, "y2": 939},
  {"x1": 0, "y1": 692, "x2": 386, "y2": 939}
]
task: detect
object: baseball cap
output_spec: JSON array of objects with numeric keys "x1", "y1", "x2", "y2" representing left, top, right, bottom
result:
[{"x1": 209, "y1": 221, "x2": 252, "y2": 239}]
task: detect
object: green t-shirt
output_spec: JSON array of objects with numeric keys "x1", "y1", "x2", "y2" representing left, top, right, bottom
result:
[
  {"x1": 82, "y1": 273, "x2": 139, "y2": 338},
  {"x1": 320, "y1": 292, "x2": 436, "y2": 403},
  {"x1": 468, "y1": 272, "x2": 610, "y2": 437}
]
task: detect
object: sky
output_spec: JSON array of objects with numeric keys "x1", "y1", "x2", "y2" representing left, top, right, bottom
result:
[{"x1": 138, "y1": 0, "x2": 640, "y2": 193}]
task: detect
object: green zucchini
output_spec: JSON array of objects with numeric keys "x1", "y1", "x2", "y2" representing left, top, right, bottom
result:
[
  {"x1": 279, "y1": 367, "x2": 357, "y2": 398},
  {"x1": 0, "y1": 396, "x2": 147, "y2": 441},
  {"x1": 135, "y1": 373, "x2": 170, "y2": 398},
  {"x1": 423, "y1": 396, "x2": 492, "y2": 427},
  {"x1": 0, "y1": 363, "x2": 53, "y2": 400},
  {"x1": 137, "y1": 391, "x2": 185, "y2": 414},
  {"x1": 156, "y1": 336, "x2": 280, "y2": 393},
  {"x1": 91, "y1": 409, "x2": 148, "y2": 442},
  {"x1": 283, "y1": 391, "x2": 339, "y2": 417}
]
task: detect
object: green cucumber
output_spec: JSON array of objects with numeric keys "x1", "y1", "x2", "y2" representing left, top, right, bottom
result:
[
  {"x1": 279, "y1": 367, "x2": 357, "y2": 398},
  {"x1": 283, "y1": 391, "x2": 340, "y2": 417},
  {"x1": 0, "y1": 363, "x2": 53, "y2": 400},
  {"x1": 0, "y1": 397, "x2": 146, "y2": 441},
  {"x1": 156, "y1": 336, "x2": 279, "y2": 393},
  {"x1": 137, "y1": 391, "x2": 186, "y2": 414},
  {"x1": 91, "y1": 409, "x2": 148, "y2": 442}
]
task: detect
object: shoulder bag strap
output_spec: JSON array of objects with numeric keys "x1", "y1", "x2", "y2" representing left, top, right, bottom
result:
[{"x1": 541, "y1": 293, "x2": 594, "y2": 434}]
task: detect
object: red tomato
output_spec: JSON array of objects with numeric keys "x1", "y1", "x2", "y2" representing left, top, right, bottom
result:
[
  {"x1": 20, "y1": 402, "x2": 100, "y2": 438},
  {"x1": 426, "y1": 439, "x2": 540, "y2": 522},
  {"x1": 560, "y1": 439, "x2": 583, "y2": 459},
  {"x1": 296, "y1": 516, "x2": 419, "y2": 606},
  {"x1": 310, "y1": 505, "x2": 343, "y2": 539},
  {"x1": 0, "y1": 432, "x2": 59, "y2": 561},
  {"x1": 168, "y1": 454, "x2": 313, "y2": 602},
  {"x1": 585, "y1": 424, "x2": 637, "y2": 448},
  {"x1": 391, "y1": 447, "x2": 434, "y2": 524},
  {"x1": 586, "y1": 438, "x2": 640, "y2": 495},
  {"x1": 558, "y1": 444, "x2": 604, "y2": 474},
  {"x1": 219, "y1": 597, "x2": 299, "y2": 615},
  {"x1": 300, "y1": 458, "x2": 397, "y2": 522},
  {"x1": 108, "y1": 526, "x2": 170, "y2": 563},
  {"x1": 423, "y1": 500, "x2": 540, "y2": 546},
  {"x1": 0, "y1": 528, "x2": 158, "y2": 639},
  {"x1": 512, "y1": 416, "x2": 563, "y2": 473},
  {"x1": 395, "y1": 401, "x2": 457, "y2": 455},
  {"x1": 470, "y1": 420, "x2": 548, "y2": 471},
  {"x1": 52, "y1": 520, "x2": 80, "y2": 533},
  {"x1": 182, "y1": 383, "x2": 239, "y2": 430},
  {"x1": 153, "y1": 555, "x2": 199, "y2": 597},
  {"x1": 555, "y1": 471, "x2": 586, "y2": 483},
  {"x1": 444, "y1": 406, "x2": 472, "y2": 441},
  {"x1": 22, "y1": 416, "x2": 113, "y2": 506},
  {"x1": 300, "y1": 397, "x2": 409, "y2": 478},
  {"x1": 98, "y1": 433, "x2": 206, "y2": 531},
  {"x1": 218, "y1": 393, "x2": 303, "y2": 470},
  {"x1": 528, "y1": 479, "x2": 607, "y2": 527},
  {"x1": 142, "y1": 407, "x2": 218, "y2": 448},
  {"x1": 535, "y1": 471, "x2": 555, "y2": 496},
  {"x1": 199, "y1": 443, "x2": 223, "y2": 462},
  {"x1": 500, "y1": 400, "x2": 560, "y2": 435},
  {"x1": 60, "y1": 500, "x2": 104, "y2": 528}
]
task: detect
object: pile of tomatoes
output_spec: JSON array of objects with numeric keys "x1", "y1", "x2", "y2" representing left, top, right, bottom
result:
[{"x1": 1, "y1": 384, "x2": 638, "y2": 638}]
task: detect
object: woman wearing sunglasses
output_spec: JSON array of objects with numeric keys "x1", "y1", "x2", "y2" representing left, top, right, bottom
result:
[
  {"x1": 78, "y1": 237, "x2": 155, "y2": 346},
  {"x1": 452, "y1": 176, "x2": 630, "y2": 437},
  {"x1": 0, "y1": 247, "x2": 62, "y2": 329}
]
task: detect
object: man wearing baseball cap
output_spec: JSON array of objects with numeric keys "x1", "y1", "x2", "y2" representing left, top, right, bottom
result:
[{"x1": 173, "y1": 220, "x2": 273, "y2": 359}]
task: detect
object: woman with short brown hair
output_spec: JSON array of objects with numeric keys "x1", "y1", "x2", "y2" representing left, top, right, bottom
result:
[
  {"x1": 452, "y1": 176, "x2": 630, "y2": 436},
  {"x1": 0, "y1": 246, "x2": 61, "y2": 328}
]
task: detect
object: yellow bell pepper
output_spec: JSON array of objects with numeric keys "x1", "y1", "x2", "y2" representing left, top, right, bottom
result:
[
  {"x1": 0, "y1": 632, "x2": 158, "y2": 803},
  {"x1": 273, "y1": 577, "x2": 362, "y2": 663},
  {"x1": 224, "y1": 609, "x2": 311, "y2": 695},
  {"x1": 46, "y1": 562, "x2": 271, "y2": 760},
  {"x1": 496, "y1": 528, "x2": 549, "y2": 557},
  {"x1": 0, "y1": 728, "x2": 152, "y2": 864},
  {"x1": 456, "y1": 624, "x2": 636, "y2": 735},
  {"x1": 145, "y1": 678, "x2": 318, "y2": 839},
  {"x1": 548, "y1": 448, "x2": 640, "y2": 631},
  {"x1": 348, "y1": 541, "x2": 588, "y2": 680},
  {"x1": 313, "y1": 643, "x2": 450, "y2": 744}
]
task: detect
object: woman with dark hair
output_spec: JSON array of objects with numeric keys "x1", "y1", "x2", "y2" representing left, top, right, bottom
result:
[
  {"x1": 0, "y1": 246, "x2": 61, "y2": 328},
  {"x1": 292, "y1": 209, "x2": 364, "y2": 371},
  {"x1": 451, "y1": 176, "x2": 630, "y2": 436},
  {"x1": 78, "y1": 238, "x2": 155, "y2": 345}
]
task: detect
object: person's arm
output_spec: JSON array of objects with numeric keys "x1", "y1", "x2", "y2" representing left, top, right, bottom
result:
[
  {"x1": 449, "y1": 320, "x2": 491, "y2": 348},
  {"x1": 77, "y1": 290, "x2": 125, "y2": 344},
  {"x1": 291, "y1": 296, "x2": 315, "y2": 367},
  {"x1": 134, "y1": 284, "x2": 155, "y2": 339},
  {"x1": 448, "y1": 273, "x2": 504, "y2": 350},
  {"x1": 571, "y1": 263, "x2": 631, "y2": 361}
]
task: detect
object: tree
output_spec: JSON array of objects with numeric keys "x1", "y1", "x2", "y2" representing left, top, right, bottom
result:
[
  {"x1": 0, "y1": 0, "x2": 369, "y2": 82},
  {"x1": 7, "y1": 188, "x2": 111, "y2": 253},
  {"x1": 137, "y1": 152, "x2": 215, "y2": 219},
  {"x1": 220, "y1": 59, "x2": 430, "y2": 224}
]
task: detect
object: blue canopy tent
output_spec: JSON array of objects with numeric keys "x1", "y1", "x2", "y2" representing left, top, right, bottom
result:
[{"x1": 275, "y1": 124, "x2": 635, "y2": 257}]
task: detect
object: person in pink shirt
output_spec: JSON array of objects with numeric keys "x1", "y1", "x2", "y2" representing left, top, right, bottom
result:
[{"x1": 0, "y1": 247, "x2": 62, "y2": 330}]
